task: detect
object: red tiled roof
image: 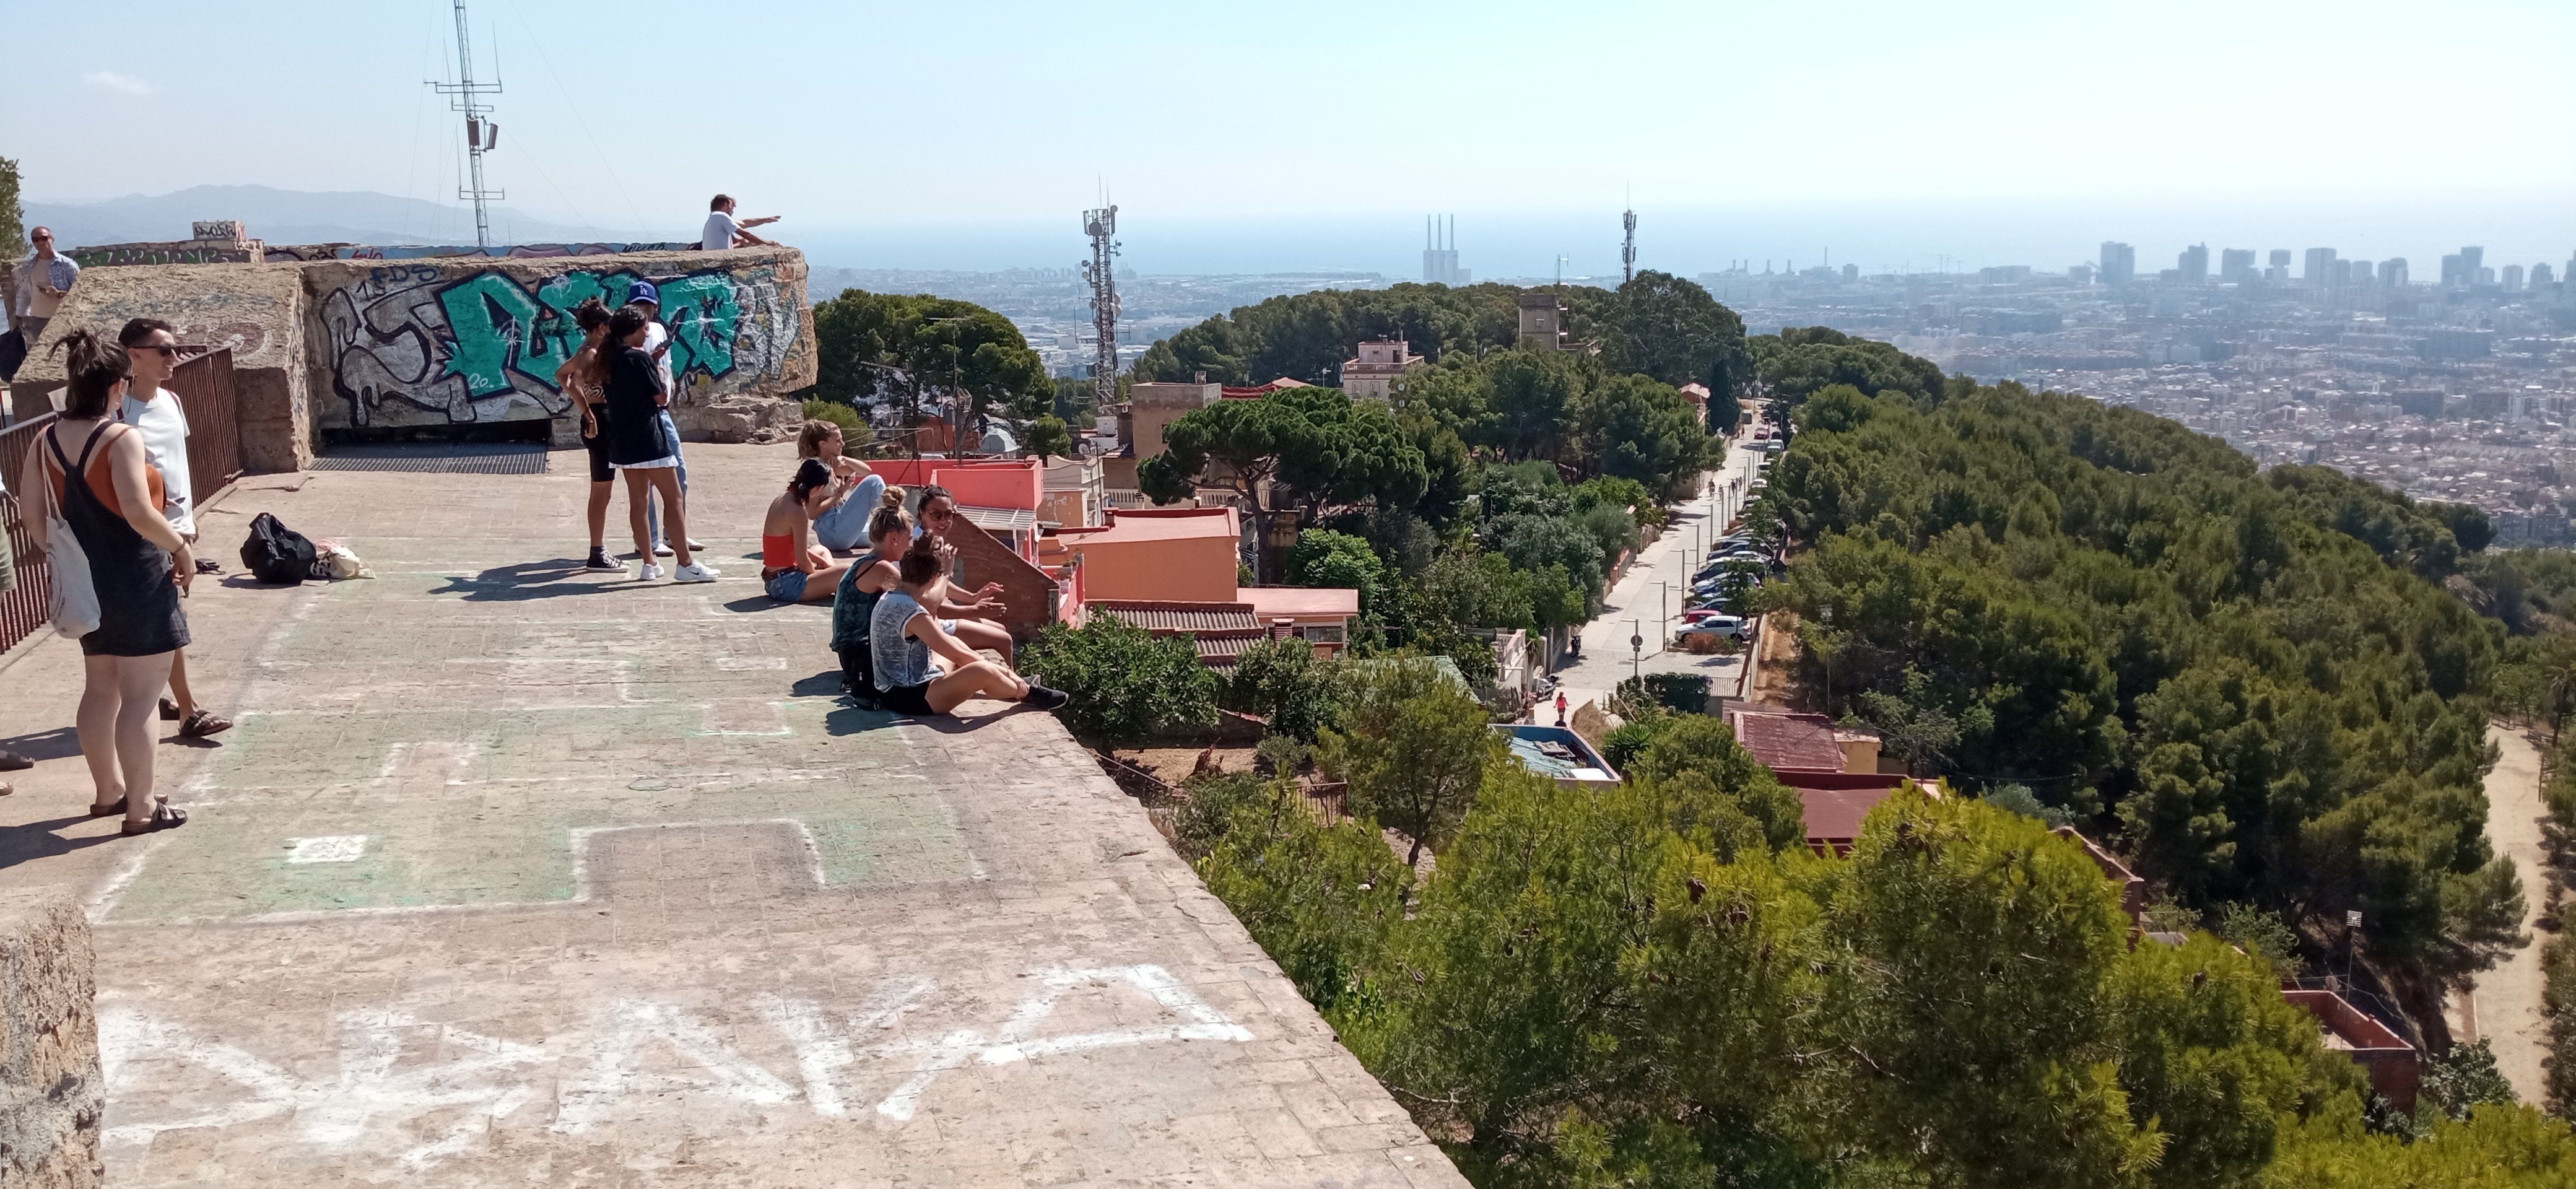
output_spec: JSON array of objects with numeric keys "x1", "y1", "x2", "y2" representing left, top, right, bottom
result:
[
  {"x1": 1797, "y1": 785, "x2": 1894, "y2": 851},
  {"x1": 1725, "y1": 709, "x2": 1847, "y2": 773}
]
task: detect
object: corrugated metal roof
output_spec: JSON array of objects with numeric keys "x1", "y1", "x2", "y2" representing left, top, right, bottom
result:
[
  {"x1": 1087, "y1": 601, "x2": 1261, "y2": 634},
  {"x1": 960, "y1": 505, "x2": 1036, "y2": 532}
]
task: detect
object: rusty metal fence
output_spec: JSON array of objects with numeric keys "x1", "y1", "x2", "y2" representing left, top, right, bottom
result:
[
  {"x1": 0, "y1": 349, "x2": 238, "y2": 656},
  {"x1": 0, "y1": 412, "x2": 59, "y2": 656},
  {"x1": 167, "y1": 348, "x2": 242, "y2": 499}
]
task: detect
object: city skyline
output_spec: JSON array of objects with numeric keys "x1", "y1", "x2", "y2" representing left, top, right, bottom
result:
[{"x1": 6, "y1": 0, "x2": 2570, "y2": 253}]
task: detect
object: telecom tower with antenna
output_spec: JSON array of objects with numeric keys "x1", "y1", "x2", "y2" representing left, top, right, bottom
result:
[
  {"x1": 1621, "y1": 207, "x2": 1637, "y2": 284},
  {"x1": 1082, "y1": 205, "x2": 1121, "y2": 411},
  {"x1": 432, "y1": 0, "x2": 505, "y2": 252}
]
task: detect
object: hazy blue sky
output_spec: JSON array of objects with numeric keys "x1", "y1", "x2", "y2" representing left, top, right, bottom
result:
[{"x1": 9, "y1": 0, "x2": 2571, "y2": 274}]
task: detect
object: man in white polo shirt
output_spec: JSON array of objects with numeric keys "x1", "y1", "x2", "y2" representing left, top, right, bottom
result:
[
  {"x1": 700, "y1": 194, "x2": 780, "y2": 251},
  {"x1": 119, "y1": 318, "x2": 231, "y2": 739}
]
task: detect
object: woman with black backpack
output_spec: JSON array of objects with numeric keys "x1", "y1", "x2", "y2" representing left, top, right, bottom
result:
[{"x1": 16, "y1": 329, "x2": 193, "y2": 834}]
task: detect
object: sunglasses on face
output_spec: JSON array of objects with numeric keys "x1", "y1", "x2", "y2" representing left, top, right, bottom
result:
[{"x1": 133, "y1": 344, "x2": 178, "y2": 357}]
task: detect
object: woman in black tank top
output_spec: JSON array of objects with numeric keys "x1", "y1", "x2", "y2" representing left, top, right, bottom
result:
[{"x1": 15, "y1": 331, "x2": 194, "y2": 835}]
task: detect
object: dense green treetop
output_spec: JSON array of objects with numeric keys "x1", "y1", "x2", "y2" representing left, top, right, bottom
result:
[
  {"x1": 810, "y1": 289, "x2": 1050, "y2": 428},
  {"x1": 1763, "y1": 376, "x2": 2517, "y2": 1010}
]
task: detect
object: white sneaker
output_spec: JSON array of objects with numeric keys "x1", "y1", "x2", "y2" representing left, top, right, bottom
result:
[
  {"x1": 672, "y1": 562, "x2": 721, "y2": 583},
  {"x1": 638, "y1": 563, "x2": 666, "y2": 581},
  {"x1": 685, "y1": 539, "x2": 707, "y2": 551},
  {"x1": 651, "y1": 542, "x2": 677, "y2": 557}
]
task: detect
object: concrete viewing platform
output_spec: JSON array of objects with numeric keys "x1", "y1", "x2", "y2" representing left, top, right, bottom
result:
[{"x1": 0, "y1": 443, "x2": 1464, "y2": 1187}]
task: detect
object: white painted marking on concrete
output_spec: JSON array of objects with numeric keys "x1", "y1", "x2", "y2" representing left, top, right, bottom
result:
[
  {"x1": 85, "y1": 834, "x2": 170, "y2": 923},
  {"x1": 565, "y1": 817, "x2": 828, "y2": 903},
  {"x1": 758, "y1": 977, "x2": 937, "y2": 1117},
  {"x1": 874, "y1": 964, "x2": 1253, "y2": 1120},
  {"x1": 552, "y1": 998, "x2": 799, "y2": 1134},
  {"x1": 285, "y1": 835, "x2": 369, "y2": 863}
]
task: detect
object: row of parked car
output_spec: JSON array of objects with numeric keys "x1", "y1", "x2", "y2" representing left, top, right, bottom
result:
[{"x1": 1677, "y1": 433, "x2": 1782, "y2": 643}]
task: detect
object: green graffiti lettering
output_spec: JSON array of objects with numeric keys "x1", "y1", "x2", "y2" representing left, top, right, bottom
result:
[
  {"x1": 657, "y1": 273, "x2": 742, "y2": 384},
  {"x1": 436, "y1": 274, "x2": 547, "y2": 397}
]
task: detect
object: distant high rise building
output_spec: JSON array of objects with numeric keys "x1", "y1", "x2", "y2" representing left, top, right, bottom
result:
[
  {"x1": 2266, "y1": 249, "x2": 2291, "y2": 284},
  {"x1": 2219, "y1": 248, "x2": 2256, "y2": 284},
  {"x1": 2178, "y1": 243, "x2": 2209, "y2": 284},
  {"x1": 2303, "y1": 247, "x2": 2339, "y2": 289},
  {"x1": 2442, "y1": 246, "x2": 2485, "y2": 288},
  {"x1": 2382, "y1": 258, "x2": 2408, "y2": 287},
  {"x1": 1842, "y1": 263, "x2": 1858, "y2": 281},
  {"x1": 2349, "y1": 259, "x2": 2374, "y2": 285},
  {"x1": 2479, "y1": 266, "x2": 2497, "y2": 286},
  {"x1": 2068, "y1": 263, "x2": 2095, "y2": 285},
  {"x1": 1421, "y1": 215, "x2": 1469, "y2": 285},
  {"x1": 2536, "y1": 263, "x2": 2557, "y2": 289},
  {"x1": 2502, "y1": 264, "x2": 2525, "y2": 292},
  {"x1": 2099, "y1": 241, "x2": 2136, "y2": 286}
]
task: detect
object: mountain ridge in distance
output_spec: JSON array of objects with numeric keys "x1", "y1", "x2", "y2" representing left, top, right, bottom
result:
[{"x1": 24, "y1": 185, "x2": 665, "y2": 250}]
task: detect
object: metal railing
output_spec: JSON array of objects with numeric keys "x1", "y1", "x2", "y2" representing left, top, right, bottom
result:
[
  {"x1": 0, "y1": 412, "x2": 59, "y2": 656},
  {"x1": 167, "y1": 348, "x2": 242, "y2": 499}
]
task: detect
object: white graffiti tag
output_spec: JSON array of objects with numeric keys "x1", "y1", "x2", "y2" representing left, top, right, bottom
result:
[{"x1": 102, "y1": 964, "x2": 1251, "y2": 1169}]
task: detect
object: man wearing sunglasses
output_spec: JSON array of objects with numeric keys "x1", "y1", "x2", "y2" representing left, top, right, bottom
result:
[
  {"x1": 118, "y1": 318, "x2": 230, "y2": 739},
  {"x1": 12, "y1": 227, "x2": 77, "y2": 346}
]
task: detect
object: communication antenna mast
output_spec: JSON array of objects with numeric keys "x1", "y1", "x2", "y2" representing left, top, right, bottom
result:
[
  {"x1": 1621, "y1": 206, "x2": 1638, "y2": 284},
  {"x1": 431, "y1": 0, "x2": 505, "y2": 251},
  {"x1": 1082, "y1": 204, "x2": 1121, "y2": 411}
]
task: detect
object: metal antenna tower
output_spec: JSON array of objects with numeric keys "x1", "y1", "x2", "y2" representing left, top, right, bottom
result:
[
  {"x1": 1081, "y1": 204, "x2": 1121, "y2": 410},
  {"x1": 431, "y1": 0, "x2": 505, "y2": 251},
  {"x1": 1621, "y1": 206, "x2": 1637, "y2": 284}
]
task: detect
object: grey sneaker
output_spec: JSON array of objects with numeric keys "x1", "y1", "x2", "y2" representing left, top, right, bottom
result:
[
  {"x1": 638, "y1": 562, "x2": 666, "y2": 581},
  {"x1": 671, "y1": 562, "x2": 721, "y2": 583},
  {"x1": 651, "y1": 542, "x2": 677, "y2": 558}
]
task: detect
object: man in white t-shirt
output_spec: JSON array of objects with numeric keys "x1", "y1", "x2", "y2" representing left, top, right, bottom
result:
[
  {"x1": 699, "y1": 194, "x2": 779, "y2": 251},
  {"x1": 120, "y1": 318, "x2": 230, "y2": 739},
  {"x1": 625, "y1": 284, "x2": 702, "y2": 557}
]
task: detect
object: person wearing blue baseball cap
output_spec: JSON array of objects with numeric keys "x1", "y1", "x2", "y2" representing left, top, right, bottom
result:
[{"x1": 624, "y1": 281, "x2": 702, "y2": 558}]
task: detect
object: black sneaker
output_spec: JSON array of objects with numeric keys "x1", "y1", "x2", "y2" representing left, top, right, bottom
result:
[
  {"x1": 583, "y1": 550, "x2": 622, "y2": 573},
  {"x1": 1020, "y1": 684, "x2": 1069, "y2": 711}
]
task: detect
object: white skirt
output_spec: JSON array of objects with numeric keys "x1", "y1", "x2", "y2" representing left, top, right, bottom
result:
[{"x1": 614, "y1": 456, "x2": 680, "y2": 470}]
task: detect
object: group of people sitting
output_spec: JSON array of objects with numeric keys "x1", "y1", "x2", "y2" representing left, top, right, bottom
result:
[{"x1": 759, "y1": 420, "x2": 1067, "y2": 718}]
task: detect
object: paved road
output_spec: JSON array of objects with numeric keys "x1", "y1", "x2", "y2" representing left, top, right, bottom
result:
[
  {"x1": 0, "y1": 445, "x2": 1464, "y2": 1187},
  {"x1": 2467, "y1": 723, "x2": 2550, "y2": 1101},
  {"x1": 1548, "y1": 425, "x2": 1770, "y2": 714}
]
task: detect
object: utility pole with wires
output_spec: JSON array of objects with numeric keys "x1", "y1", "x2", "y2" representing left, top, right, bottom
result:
[
  {"x1": 1082, "y1": 204, "x2": 1121, "y2": 414},
  {"x1": 432, "y1": 0, "x2": 505, "y2": 253}
]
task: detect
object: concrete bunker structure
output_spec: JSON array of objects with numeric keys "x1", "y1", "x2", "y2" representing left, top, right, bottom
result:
[{"x1": 14, "y1": 246, "x2": 814, "y2": 471}]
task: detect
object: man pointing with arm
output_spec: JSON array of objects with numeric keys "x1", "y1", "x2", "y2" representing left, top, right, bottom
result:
[{"x1": 701, "y1": 194, "x2": 779, "y2": 251}]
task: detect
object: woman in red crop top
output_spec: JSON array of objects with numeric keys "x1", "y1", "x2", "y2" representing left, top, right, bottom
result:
[{"x1": 761, "y1": 458, "x2": 851, "y2": 603}]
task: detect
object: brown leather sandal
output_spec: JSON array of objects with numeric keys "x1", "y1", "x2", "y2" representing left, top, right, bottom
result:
[
  {"x1": 89, "y1": 796, "x2": 128, "y2": 817},
  {"x1": 159, "y1": 697, "x2": 181, "y2": 722},
  {"x1": 121, "y1": 801, "x2": 187, "y2": 836},
  {"x1": 178, "y1": 710, "x2": 233, "y2": 739}
]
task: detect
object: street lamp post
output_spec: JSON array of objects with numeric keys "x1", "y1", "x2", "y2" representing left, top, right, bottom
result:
[{"x1": 1630, "y1": 621, "x2": 1644, "y2": 688}]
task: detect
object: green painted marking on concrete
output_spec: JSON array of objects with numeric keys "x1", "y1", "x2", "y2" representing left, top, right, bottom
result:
[{"x1": 107, "y1": 568, "x2": 970, "y2": 921}]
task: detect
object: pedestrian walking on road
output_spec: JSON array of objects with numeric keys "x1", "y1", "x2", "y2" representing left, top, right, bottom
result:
[
  {"x1": 17, "y1": 330, "x2": 193, "y2": 835},
  {"x1": 599, "y1": 306, "x2": 716, "y2": 583},
  {"x1": 118, "y1": 320, "x2": 230, "y2": 739}
]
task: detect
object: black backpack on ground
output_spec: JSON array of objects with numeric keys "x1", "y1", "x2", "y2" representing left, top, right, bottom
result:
[{"x1": 240, "y1": 512, "x2": 318, "y2": 585}]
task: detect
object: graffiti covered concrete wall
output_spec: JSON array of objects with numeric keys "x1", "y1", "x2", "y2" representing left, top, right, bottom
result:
[{"x1": 303, "y1": 248, "x2": 812, "y2": 432}]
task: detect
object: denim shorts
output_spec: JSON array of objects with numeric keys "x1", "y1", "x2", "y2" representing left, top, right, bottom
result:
[{"x1": 764, "y1": 570, "x2": 809, "y2": 603}]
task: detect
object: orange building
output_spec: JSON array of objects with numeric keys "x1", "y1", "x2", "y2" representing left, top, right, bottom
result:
[{"x1": 1044, "y1": 508, "x2": 1245, "y2": 603}]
